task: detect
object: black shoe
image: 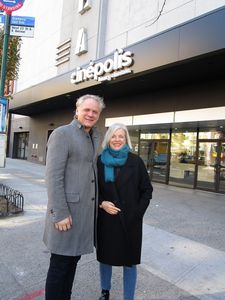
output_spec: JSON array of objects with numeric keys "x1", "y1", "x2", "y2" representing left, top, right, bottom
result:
[{"x1": 99, "y1": 289, "x2": 110, "y2": 300}]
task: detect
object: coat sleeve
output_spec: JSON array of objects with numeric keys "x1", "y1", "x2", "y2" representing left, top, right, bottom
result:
[
  {"x1": 45, "y1": 128, "x2": 70, "y2": 223},
  {"x1": 137, "y1": 156, "x2": 153, "y2": 218},
  {"x1": 97, "y1": 156, "x2": 105, "y2": 205}
]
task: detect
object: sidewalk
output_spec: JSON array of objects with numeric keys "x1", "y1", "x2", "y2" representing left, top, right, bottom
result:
[{"x1": 0, "y1": 158, "x2": 225, "y2": 300}]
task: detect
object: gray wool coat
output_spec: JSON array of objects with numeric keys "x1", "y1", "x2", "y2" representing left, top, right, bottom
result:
[{"x1": 43, "y1": 119, "x2": 100, "y2": 256}]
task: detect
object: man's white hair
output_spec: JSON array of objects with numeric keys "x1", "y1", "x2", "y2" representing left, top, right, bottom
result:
[{"x1": 76, "y1": 94, "x2": 105, "y2": 111}]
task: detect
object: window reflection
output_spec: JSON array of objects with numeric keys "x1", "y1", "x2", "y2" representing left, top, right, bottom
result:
[
  {"x1": 169, "y1": 132, "x2": 197, "y2": 187},
  {"x1": 140, "y1": 133, "x2": 169, "y2": 139},
  {"x1": 139, "y1": 139, "x2": 169, "y2": 183},
  {"x1": 199, "y1": 131, "x2": 224, "y2": 139},
  {"x1": 129, "y1": 129, "x2": 139, "y2": 154},
  {"x1": 196, "y1": 142, "x2": 216, "y2": 190},
  {"x1": 128, "y1": 126, "x2": 225, "y2": 193}
]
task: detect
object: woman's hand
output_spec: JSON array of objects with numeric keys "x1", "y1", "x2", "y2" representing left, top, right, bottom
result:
[
  {"x1": 54, "y1": 216, "x2": 72, "y2": 231},
  {"x1": 100, "y1": 201, "x2": 121, "y2": 215}
]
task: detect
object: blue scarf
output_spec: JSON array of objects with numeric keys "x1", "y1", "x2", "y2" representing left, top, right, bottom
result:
[{"x1": 101, "y1": 144, "x2": 130, "y2": 182}]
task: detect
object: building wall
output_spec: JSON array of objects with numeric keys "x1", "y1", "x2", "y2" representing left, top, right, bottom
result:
[
  {"x1": 21, "y1": 106, "x2": 106, "y2": 164},
  {"x1": 13, "y1": 0, "x2": 225, "y2": 94},
  {"x1": 102, "y1": 79, "x2": 225, "y2": 120},
  {"x1": 8, "y1": 0, "x2": 225, "y2": 167},
  {"x1": 8, "y1": 115, "x2": 30, "y2": 159},
  {"x1": 104, "y1": 0, "x2": 225, "y2": 54},
  {"x1": 58, "y1": 0, "x2": 102, "y2": 74},
  {"x1": 10, "y1": 78, "x2": 224, "y2": 164},
  {"x1": 14, "y1": 0, "x2": 102, "y2": 93},
  {"x1": 14, "y1": 1, "x2": 64, "y2": 91},
  {"x1": 26, "y1": 109, "x2": 74, "y2": 164}
]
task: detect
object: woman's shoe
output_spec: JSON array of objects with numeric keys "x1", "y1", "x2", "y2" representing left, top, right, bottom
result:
[{"x1": 99, "y1": 289, "x2": 110, "y2": 300}]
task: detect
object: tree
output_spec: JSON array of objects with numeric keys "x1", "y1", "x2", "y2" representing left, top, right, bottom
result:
[{"x1": 0, "y1": 27, "x2": 21, "y2": 96}]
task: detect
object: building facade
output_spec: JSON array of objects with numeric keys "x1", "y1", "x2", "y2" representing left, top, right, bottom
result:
[{"x1": 8, "y1": 0, "x2": 225, "y2": 193}]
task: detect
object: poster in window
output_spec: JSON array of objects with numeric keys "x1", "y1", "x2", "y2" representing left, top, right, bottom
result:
[
  {"x1": 0, "y1": 97, "x2": 8, "y2": 133},
  {"x1": 0, "y1": 133, "x2": 6, "y2": 167}
]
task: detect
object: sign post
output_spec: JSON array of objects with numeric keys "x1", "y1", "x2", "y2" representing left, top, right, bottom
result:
[
  {"x1": 0, "y1": 12, "x2": 10, "y2": 97},
  {"x1": 0, "y1": 0, "x2": 25, "y2": 167},
  {"x1": 0, "y1": 98, "x2": 7, "y2": 167}
]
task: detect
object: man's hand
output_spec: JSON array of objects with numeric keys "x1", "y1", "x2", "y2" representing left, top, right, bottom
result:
[
  {"x1": 100, "y1": 201, "x2": 121, "y2": 215},
  {"x1": 54, "y1": 216, "x2": 72, "y2": 231}
]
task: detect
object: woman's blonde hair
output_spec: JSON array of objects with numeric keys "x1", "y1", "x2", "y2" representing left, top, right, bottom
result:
[{"x1": 102, "y1": 123, "x2": 132, "y2": 149}]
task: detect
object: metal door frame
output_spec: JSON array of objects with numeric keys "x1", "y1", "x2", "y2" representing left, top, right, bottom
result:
[
  {"x1": 139, "y1": 138, "x2": 170, "y2": 184},
  {"x1": 196, "y1": 139, "x2": 225, "y2": 193}
]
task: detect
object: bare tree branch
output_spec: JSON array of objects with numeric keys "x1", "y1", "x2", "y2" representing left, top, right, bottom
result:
[{"x1": 146, "y1": 0, "x2": 167, "y2": 27}]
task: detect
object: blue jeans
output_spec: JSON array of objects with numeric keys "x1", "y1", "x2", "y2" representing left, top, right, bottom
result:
[{"x1": 99, "y1": 263, "x2": 137, "y2": 300}]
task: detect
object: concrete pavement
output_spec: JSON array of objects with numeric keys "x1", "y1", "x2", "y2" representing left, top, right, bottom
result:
[{"x1": 0, "y1": 158, "x2": 225, "y2": 300}]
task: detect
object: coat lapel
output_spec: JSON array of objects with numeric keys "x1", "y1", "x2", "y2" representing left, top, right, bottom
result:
[
  {"x1": 91, "y1": 127, "x2": 100, "y2": 158},
  {"x1": 70, "y1": 119, "x2": 100, "y2": 158}
]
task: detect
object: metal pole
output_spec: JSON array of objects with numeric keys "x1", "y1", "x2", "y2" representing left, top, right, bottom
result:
[
  {"x1": 0, "y1": 13, "x2": 11, "y2": 97},
  {"x1": 0, "y1": 13, "x2": 11, "y2": 168}
]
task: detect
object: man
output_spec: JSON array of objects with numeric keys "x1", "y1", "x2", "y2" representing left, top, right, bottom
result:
[{"x1": 43, "y1": 94, "x2": 105, "y2": 300}]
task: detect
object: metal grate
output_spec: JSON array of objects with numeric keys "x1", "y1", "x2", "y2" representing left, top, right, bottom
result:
[{"x1": 0, "y1": 184, "x2": 24, "y2": 217}]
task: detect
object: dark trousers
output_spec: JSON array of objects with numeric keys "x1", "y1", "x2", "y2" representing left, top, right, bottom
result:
[{"x1": 45, "y1": 253, "x2": 81, "y2": 300}]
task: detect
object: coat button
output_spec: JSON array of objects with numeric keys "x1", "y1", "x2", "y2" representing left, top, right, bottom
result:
[
  {"x1": 91, "y1": 179, "x2": 95, "y2": 183},
  {"x1": 91, "y1": 197, "x2": 95, "y2": 201}
]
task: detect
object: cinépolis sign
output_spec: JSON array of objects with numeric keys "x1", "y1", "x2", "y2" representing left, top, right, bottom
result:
[{"x1": 70, "y1": 48, "x2": 134, "y2": 84}]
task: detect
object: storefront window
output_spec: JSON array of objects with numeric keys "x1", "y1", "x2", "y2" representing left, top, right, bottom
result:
[
  {"x1": 129, "y1": 129, "x2": 139, "y2": 154},
  {"x1": 132, "y1": 126, "x2": 225, "y2": 193},
  {"x1": 140, "y1": 132, "x2": 169, "y2": 139},
  {"x1": 219, "y1": 142, "x2": 225, "y2": 193},
  {"x1": 199, "y1": 130, "x2": 225, "y2": 139},
  {"x1": 138, "y1": 129, "x2": 170, "y2": 183},
  {"x1": 169, "y1": 131, "x2": 197, "y2": 187}
]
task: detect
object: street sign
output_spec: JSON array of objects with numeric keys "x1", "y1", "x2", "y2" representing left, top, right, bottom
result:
[
  {"x1": 0, "y1": 15, "x2": 35, "y2": 26},
  {"x1": 11, "y1": 15, "x2": 35, "y2": 26},
  {"x1": 0, "y1": 0, "x2": 25, "y2": 14},
  {"x1": 0, "y1": 15, "x2": 35, "y2": 37},
  {"x1": 10, "y1": 24, "x2": 34, "y2": 37}
]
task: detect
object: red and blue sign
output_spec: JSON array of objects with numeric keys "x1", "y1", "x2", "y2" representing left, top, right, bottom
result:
[{"x1": 0, "y1": 0, "x2": 25, "y2": 14}]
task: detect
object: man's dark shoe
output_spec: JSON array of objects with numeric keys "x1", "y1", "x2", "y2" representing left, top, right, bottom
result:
[{"x1": 99, "y1": 289, "x2": 110, "y2": 300}]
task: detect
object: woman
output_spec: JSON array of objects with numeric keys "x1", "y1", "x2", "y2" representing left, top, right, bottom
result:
[{"x1": 97, "y1": 123, "x2": 153, "y2": 300}]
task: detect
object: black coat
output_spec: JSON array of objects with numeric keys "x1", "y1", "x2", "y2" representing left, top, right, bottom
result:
[{"x1": 97, "y1": 152, "x2": 153, "y2": 266}]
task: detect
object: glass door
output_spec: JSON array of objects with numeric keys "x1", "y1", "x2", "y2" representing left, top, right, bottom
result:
[
  {"x1": 196, "y1": 140, "x2": 225, "y2": 193},
  {"x1": 217, "y1": 141, "x2": 225, "y2": 193},
  {"x1": 169, "y1": 131, "x2": 197, "y2": 187},
  {"x1": 14, "y1": 132, "x2": 29, "y2": 160},
  {"x1": 139, "y1": 140, "x2": 169, "y2": 183},
  {"x1": 196, "y1": 141, "x2": 217, "y2": 191}
]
